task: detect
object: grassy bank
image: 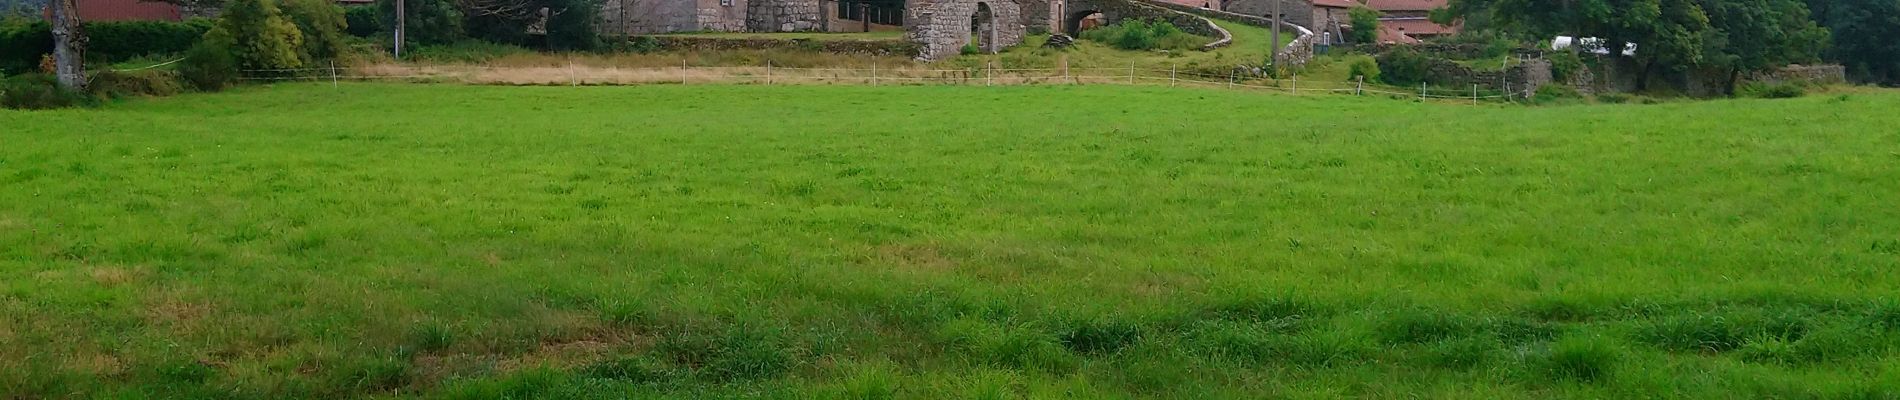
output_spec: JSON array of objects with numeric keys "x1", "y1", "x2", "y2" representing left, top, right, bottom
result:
[{"x1": 3, "y1": 84, "x2": 1899, "y2": 398}]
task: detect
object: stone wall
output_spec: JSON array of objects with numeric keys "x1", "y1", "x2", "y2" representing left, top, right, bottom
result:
[
  {"x1": 1018, "y1": 0, "x2": 1057, "y2": 34},
  {"x1": 747, "y1": 0, "x2": 824, "y2": 31},
  {"x1": 907, "y1": 0, "x2": 1025, "y2": 60},
  {"x1": 1748, "y1": 64, "x2": 1847, "y2": 86},
  {"x1": 1386, "y1": 52, "x2": 1552, "y2": 96},
  {"x1": 696, "y1": 0, "x2": 751, "y2": 31},
  {"x1": 636, "y1": 36, "x2": 922, "y2": 55},
  {"x1": 602, "y1": 0, "x2": 704, "y2": 34}
]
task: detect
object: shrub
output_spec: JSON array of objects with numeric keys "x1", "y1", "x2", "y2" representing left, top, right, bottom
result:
[
  {"x1": 1738, "y1": 82, "x2": 1806, "y2": 99},
  {"x1": 279, "y1": 0, "x2": 350, "y2": 63},
  {"x1": 1346, "y1": 57, "x2": 1380, "y2": 82},
  {"x1": 377, "y1": 0, "x2": 463, "y2": 48},
  {"x1": 1078, "y1": 19, "x2": 1201, "y2": 51},
  {"x1": 85, "y1": 20, "x2": 215, "y2": 63},
  {"x1": 212, "y1": 0, "x2": 307, "y2": 71},
  {"x1": 0, "y1": 17, "x2": 52, "y2": 75},
  {"x1": 1596, "y1": 92, "x2": 1633, "y2": 104},
  {"x1": 178, "y1": 38, "x2": 241, "y2": 91},
  {"x1": 344, "y1": 6, "x2": 380, "y2": 37},
  {"x1": 1375, "y1": 46, "x2": 1433, "y2": 85},
  {"x1": 1548, "y1": 50, "x2": 1584, "y2": 82},
  {"x1": 961, "y1": 42, "x2": 980, "y2": 55},
  {"x1": 464, "y1": 0, "x2": 601, "y2": 51},
  {"x1": 2, "y1": 73, "x2": 94, "y2": 109},
  {"x1": 88, "y1": 69, "x2": 186, "y2": 98}
]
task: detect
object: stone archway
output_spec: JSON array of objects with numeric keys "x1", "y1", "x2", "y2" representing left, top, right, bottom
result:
[
  {"x1": 972, "y1": 2, "x2": 997, "y2": 53},
  {"x1": 1063, "y1": 9, "x2": 1103, "y2": 35},
  {"x1": 906, "y1": 0, "x2": 1025, "y2": 60}
]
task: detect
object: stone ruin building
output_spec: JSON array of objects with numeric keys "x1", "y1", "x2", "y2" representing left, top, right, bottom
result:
[{"x1": 595, "y1": 0, "x2": 1342, "y2": 60}]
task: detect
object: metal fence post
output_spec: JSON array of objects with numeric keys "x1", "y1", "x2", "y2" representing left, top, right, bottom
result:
[
  {"x1": 1355, "y1": 75, "x2": 1363, "y2": 95},
  {"x1": 1420, "y1": 82, "x2": 1426, "y2": 101},
  {"x1": 329, "y1": 61, "x2": 337, "y2": 89},
  {"x1": 1472, "y1": 84, "x2": 1478, "y2": 105},
  {"x1": 766, "y1": 60, "x2": 772, "y2": 85}
]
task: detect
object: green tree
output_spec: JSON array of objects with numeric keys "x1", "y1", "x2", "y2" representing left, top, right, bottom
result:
[
  {"x1": 1805, "y1": 0, "x2": 1900, "y2": 85},
  {"x1": 1698, "y1": 0, "x2": 1828, "y2": 93},
  {"x1": 279, "y1": 0, "x2": 348, "y2": 63},
  {"x1": 377, "y1": 0, "x2": 462, "y2": 46},
  {"x1": 210, "y1": 0, "x2": 304, "y2": 71},
  {"x1": 1348, "y1": 6, "x2": 1380, "y2": 43}
]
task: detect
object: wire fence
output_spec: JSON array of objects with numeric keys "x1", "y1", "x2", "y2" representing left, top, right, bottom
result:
[{"x1": 240, "y1": 62, "x2": 1534, "y2": 104}]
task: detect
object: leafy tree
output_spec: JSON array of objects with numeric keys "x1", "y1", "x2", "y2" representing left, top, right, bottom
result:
[
  {"x1": 210, "y1": 0, "x2": 305, "y2": 70},
  {"x1": 462, "y1": 0, "x2": 599, "y2": 50},
  {"x1": 1348, "y1": 6, "x2": 1380, "y2": 43},
  {"x1": 377, "y1": 0, "x2": 462, "y2": 46},
  {"x1": 1805, "y1": 0, "x2": 1900, "y2": 85},
  {"x1": 1698, "y1": 0, "x2": 1827, "y2": 93},
  {"x1": 279, "y1": 0, "x2": 349, "y2": 63}
]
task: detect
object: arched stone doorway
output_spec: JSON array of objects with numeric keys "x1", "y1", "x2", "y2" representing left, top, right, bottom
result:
[
  {"x1": 905, "y1": 0, "x2": 1025, "y2": 60},
  {"x1": 1063, "y1": 10, "x2": 1104, "y2": 35},
  {"x1": 972, "y1": 2, "x2": 997, "y2": 53}
]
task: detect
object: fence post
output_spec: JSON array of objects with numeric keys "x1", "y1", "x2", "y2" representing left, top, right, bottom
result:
[
  {"x1": 1420, "y1": 82, "x2": 1426, "y2": 101},
  {"x1": 1472, "y1": 84, "x2": 1478, "y2": 105},
  {"x1": 1228, "y1": 71, "x2": 1234, "y2": 89},
  {"x1": 329, "y1": 61, "x2": 337, "y2": 89},
  {"x1": 568, "y1": 61, "x2": 577, "y2": 86},
  {"x1": 766, "y1": 60, "x2": 773, "y2": 85},
  {"x1": 986, "y1": 64, "x2": 993, "y2": 87},
  {"x1": 1355, "y1": 75, "x2": 1363, "y2": 95},
  {"x1": 872, "y1": 64, "x2": 878, "y2": 86},
  {"x1": 680, "y1": 59, "x2": 687, "y2": 84},
  {"x1": 1128, "y1": 63, "x2": 1135, "y2": 85},
  {"x1": 1170, "y1": 66, "x2": 1176, "y2": 87},
  {"x1": 1291, "y1": 71, "x2": 1297, "y2": 94}
]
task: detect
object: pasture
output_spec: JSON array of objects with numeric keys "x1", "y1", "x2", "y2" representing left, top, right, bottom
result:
[{"x1": 2, "y1": 84, "x2": 1898, "y2": 398}]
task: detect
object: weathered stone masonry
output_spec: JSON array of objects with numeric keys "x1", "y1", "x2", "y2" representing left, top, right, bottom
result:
[{"x1": 906, "y1": 0, "x2": 1025, "y2": 60}]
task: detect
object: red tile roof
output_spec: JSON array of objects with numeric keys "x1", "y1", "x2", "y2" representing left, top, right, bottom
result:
[
  {"x1": 1375, "y1": 19, "x2": 1457, "y2": 43},
  {"x1": 1312, "y1": 0, "x2": 1359, "y2": 8},
  {"x1": 1364, "y1": 0, "x2": 1446, "y2": 11},
  {"x1": 46, "y1": 0, "x2": 183, "y2": 22}
]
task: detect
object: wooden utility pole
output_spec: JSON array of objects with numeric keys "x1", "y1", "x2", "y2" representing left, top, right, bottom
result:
[
  {"x1": 395, "y1": 0, "x2": 406, "y2": 59},
  {"x1": 49, "y1": 0, "x2": 86, "y2": 89},
  {"x1": 1269, "y1": 0, "x2": 1280, "y2": 68}
]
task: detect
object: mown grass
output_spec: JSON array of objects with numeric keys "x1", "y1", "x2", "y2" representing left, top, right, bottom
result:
[{"x1": 3, "y1": 83, "x2": 1900, "y2": 398}]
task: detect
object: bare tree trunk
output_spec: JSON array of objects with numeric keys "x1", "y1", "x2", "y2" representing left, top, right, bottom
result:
[{"x1": 49, "y1": 0, "x2": 86, "y2": 90}]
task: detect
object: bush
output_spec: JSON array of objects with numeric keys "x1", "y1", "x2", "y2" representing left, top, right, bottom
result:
[
  {"x1": 1548, "y1": 50, "x2": 1584, "y2": 82},
  {"x1": 85, "y1": 20, "x2": 216, "y2": 63},
  {"x1": 377, "y1": 0, "x2": 462, "y2": 48},
  {"x1": 1079, "y1": 19, "x2": 1202, "y2": 51},
  {"x1": 0, "y1": 17, "x2": 52, "y2": 75},
  {"x1": 960, "y1": 42, "x2": 980, "y2": 55},
  {"x1": 279, "y1": 0, "x2": 350, "y2": 63},
  {"x1": 178, "y1": 39, "x2": 241, "y2": 91},
  {"x1": 1346, "y1": 57, "x2": 1380, "y2": 82},
  {"x1": 344, "y1": 6, "x2": 380, "y2": 37},
  {"x1": 1738, "y1": 82, "x2": 1806, "y2": 99},
  {"x1": 212, "y1": 0, "x2": 307, "y2": 71},
  {"x1": 1375, "y1": 46, "x2": 1433, "y2": 85},
  {"x1": 1528, "y1": 85, "x2": 1583, "y2": 105},
  {"x1": 88, "y1": 69, "x2": 186, "y2": 98},
  {"x1": 1, "y1": 73, "x2": 94, "y2": 109}
]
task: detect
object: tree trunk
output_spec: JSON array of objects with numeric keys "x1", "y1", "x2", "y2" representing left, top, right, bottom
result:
[
  {"x1": 49, "y1": 0, "x2": 87, "y2": 90},
  {"x1": 1725, "y1": 68, "x2": 1741, "y2": 96}
]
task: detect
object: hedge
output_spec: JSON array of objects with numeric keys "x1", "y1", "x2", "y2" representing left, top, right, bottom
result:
[{"x1": 0, "y1": 19, "x2": 212, "y2": 75}]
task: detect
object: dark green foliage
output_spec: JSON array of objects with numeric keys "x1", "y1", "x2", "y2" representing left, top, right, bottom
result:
[
  {"x1": 344, "y1": 6, "x2": 380, "y2": 37},
  {"x1": 1079, "y1": 19, "x2": 1203, "y2": 51},
  {"x1": 87, "y1": 70, "x2": 186, "y2": 98},
  {"x1": 1804, "y1": 0, "x2": 1900, "y2": 85},
  {"x1": 961, "y1": 42, "x2": 980, "y2": 55},
  {"x1": 1865, "y1": 301, "x2": 1900, "y2": 331},
  {"x1": 1698, "y1": 0, "x2": 1828, "y2": 94},
  {"x1": 377, "y1": 0, "x2": 462, "y2": 47},
  {"x1": 1538, "y1": 335, "x2": 1621, "y2": 382},
  {"x1": 1, "y1": 73, "x2": 93, "y2": 109},
  {"x1": 1348, "y1": 6, "x2": 1379, "y2": 43},
  {"x1": 1547, "y1": 50, "x2": 1584, "y2": 82},
  {"x1": 178, "y1": 37, "x2": 241, "y2": 90},
  {"x1": 211, "y1": 0, "x2": 307, "y2": 70},
  {"x1": 1375, "y1": 46, "x2": 1433, "y2": 85},
  {"x1": 1347, "y1": 57, "x2": 1380, "y2": 81},
  {"x1": 0, "y1": 17, "x2": 52, "y2": 75},
  {"x1": 1737, "y1": 82, "x2": 1805, "y2": 98},
  {"x1": 279, "y1": 0, "x2": 350, "y2": 63},
  {"x1": 84, "y1": 20, "x2": 216, "y2": 63},
  {"x1": 465, "y1": 0, "x2": 600, "y2": 51}
]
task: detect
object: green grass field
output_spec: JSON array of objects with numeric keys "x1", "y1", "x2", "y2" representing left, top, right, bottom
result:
[{"x1": 4, "y1": 84, "x2": 1900, "y2": 398}]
